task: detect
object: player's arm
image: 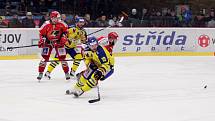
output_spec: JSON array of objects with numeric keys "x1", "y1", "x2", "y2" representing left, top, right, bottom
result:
[
  {"x1": 83, "y1": 50, "x2": 93, "y2": 66},
  {"x1": 38, "y1": 22, "x2": 49, "y2": 48},
  {"x1": 80, "y1": 30, "x2": 87, "y2": 43},
  {"x1": 94, "y1": 47, "x2": 111, "y2": 80}
]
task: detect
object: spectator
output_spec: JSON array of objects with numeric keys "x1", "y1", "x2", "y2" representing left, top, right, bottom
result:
[
  {"x1": 205, "y1": 8, "x2": 215, "y2": 22},
  {"x1": 61, "y1": 14, "x2": 67, "y2": 23},
  {"x1": 170, "y1": 10, "x2": 179, "y2": 27},
  {"x1": 39, "y1": 13, "x2": 49, "y2": 27},
  {"x1": 22, "y1": 12, "x2": 35, "y2": 28},
  {"x1": 61, "y1": 14, "x2": 74, "y2": 27},
  {"x1": 8, "y1": 14, "x2": 22, "y2": 28},
  {"x1": 108, "y1": 15, "x2": 122, "y2": 27},
  {"x1": 207, "y1": 18, "x2": 215, "y2": 27},
  {"x1": 0, "y1": 16, "x2": 8, "y2": 28},
  {"x1": 84, "y1": 13, "x2": 97, "y2": 27},
  {"x1": 193, "y1": 10, "x2": 206, "y2": 27},
  {"x1": 128, "y1": 8, "x2": 141, "y2": 27},
  {"x1": 130, "y1": 8, "x2": 140, "y2": 19},
  {"x1": 96, "y1": 15, "x2": 109, "y2": 27},
  {"x1": 181, "y1": 7, "x2": 192, "y2": 27}
]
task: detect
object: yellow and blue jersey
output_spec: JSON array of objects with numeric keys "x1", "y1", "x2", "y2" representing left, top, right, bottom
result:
[
  {"x1": 85, "y1": 45, "x2": 112, "y2": 75},
  {"x1": 65, "y1": 26, "x2": 87, "y2": 49}
]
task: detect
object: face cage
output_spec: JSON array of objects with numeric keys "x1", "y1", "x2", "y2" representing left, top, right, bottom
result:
[
  {"x1": 108, "y1": 37, "x2": 117, "y2": 45},
  {"x1": 89, "y1": 43, "x2": 98, "y2": 51},
  {"x1": 51, "y1": 17, "x2": 60, "y2": 23},
  {"x1": 77, "y1": 21, "x2": 85, "y2": 28}
]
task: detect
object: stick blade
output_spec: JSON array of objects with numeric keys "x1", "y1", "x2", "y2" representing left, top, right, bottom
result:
[{"x1": 88, "y1": 98, "x2": 100, "y2": 103}]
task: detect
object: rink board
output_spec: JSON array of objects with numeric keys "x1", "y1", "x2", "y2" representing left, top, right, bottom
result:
[{"x1": 0, "y1": 28, "x2": 215, "y2": 59}]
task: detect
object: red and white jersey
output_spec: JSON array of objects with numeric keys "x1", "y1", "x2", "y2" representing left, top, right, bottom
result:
[
  {"x1": 97, "y1": 36, "x2": 114, "y2": 54},
  {"x1": 39, "y1": 20, "x2": 68, "y2": 43}
]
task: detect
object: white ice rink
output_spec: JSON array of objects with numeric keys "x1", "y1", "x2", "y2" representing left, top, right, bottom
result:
[{"x1": 0, "y1": 56, "x2": 215, "y2": 121}]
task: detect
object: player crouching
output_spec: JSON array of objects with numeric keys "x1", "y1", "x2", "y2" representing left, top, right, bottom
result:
[{"x1": 66, "y1": 36, "x2": 113, "y2": 97}]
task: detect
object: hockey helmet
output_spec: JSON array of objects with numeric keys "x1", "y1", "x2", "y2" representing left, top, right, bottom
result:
[
  {"x1": 108, "y1": 32, "x2": 118, "y2": 45},
  {"x1": 50, "y1": 11, "x2": 61, "y2": 24},
  {"x1": 87, "y1": 36, "x2": 98, "y2": 51},
  {"x1": 75, "y1": 17, "x2": 85, "y2": 28}
]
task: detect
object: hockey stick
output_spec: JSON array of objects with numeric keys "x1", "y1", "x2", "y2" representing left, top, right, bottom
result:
[
  {"x1": 87, "y1": 16, "x2": 124, "y2": 36},
  {"x1": 45, "y1": 59, "x2": 74, "y2": 62},
  {"x1": 7, "y1": 44, "x2": 38, "y2": 49},
  {"x1": 88, "y1": 85, "x2": 100, "y2": 103},
  {"x1": 44, "y1": 59, "x2": 75, "y2": 62},
  {"x1": 44, "y1": 58, "x2": 84, "y2": 62}
]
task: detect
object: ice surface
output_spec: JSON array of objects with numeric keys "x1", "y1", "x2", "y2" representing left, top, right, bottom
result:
[{"x1": 0, "y1": 56, "x2": 215, "y2": 121}]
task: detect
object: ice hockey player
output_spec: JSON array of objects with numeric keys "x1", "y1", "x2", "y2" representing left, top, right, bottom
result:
[
  {"x1": 44, "y1": 17, "x2": 87, "y2": 80},
  {"x1": 37, "y1": 11, "x2": 69, "y2": 80},
  {"x1": 66, "y1": 36, "x2": 114, "y2": 97},
  {"x1": 96, "y1": 32, "x2": 118, "y2": 80},
  {"x1": 98, "y1": 32, "x2": 118, "y2": 55}
]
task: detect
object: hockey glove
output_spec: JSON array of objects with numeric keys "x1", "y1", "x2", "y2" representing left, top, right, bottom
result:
[
  {"x1": 60, "y1": 36, "x2": 68, "y2": 46},
  {"x1": 89, "y1": 63, "x2": 98, "y2": 70},
  {"x1": 38, "y1": 39, "x2": 45, "y2": 48},
  {"x1": 94, "y1": 70, "x2": 103, "y2": 81}
]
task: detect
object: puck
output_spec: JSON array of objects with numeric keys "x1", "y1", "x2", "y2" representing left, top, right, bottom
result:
[{"x1": 204, "y1": 85, "x2": 207, "y2": 89}]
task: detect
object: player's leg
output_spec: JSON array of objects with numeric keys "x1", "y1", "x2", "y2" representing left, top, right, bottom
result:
[
  {"x1": 45, "y1": 54, "x2": 60, "y2": 79},
  {"x1": 37, "y1": 46, "x2": 53, "y2": 80},
  {"x1": 70, "y1": 53, "x2": 83, "y2": 77},
  {"x1": 74, "y1": 70, "x2": 101, "y2": 97},
  {"x1": 66, "y1": 63, "x2": 97, "y2": 97},
  {"x1": 66, "y1": 48, "x2": 83, "y2": 77},
  {"x1": 55, "y1": 47, "x2": 70, "y2": 80}
]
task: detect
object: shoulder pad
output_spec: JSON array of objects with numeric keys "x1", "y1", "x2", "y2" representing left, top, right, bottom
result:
[
  {"x1": 40, "y1": 20, "x2": 50, "y2": 29},
  {"x1": 58, "y1": 20, "x2": 68, "y2": 27}
]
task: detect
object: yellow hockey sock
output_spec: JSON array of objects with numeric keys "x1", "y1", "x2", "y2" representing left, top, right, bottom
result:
[{"x1": 47, "y1": 58, "x2": 60, "y2": 73}]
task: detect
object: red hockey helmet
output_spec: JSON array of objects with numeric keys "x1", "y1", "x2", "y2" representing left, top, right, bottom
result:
[
  {"x1": 108, "y1": 32, "x2": 118, "y2": 45},
  {"x1": 50, "y1": 11, "x2": 61, "y2": 24}
]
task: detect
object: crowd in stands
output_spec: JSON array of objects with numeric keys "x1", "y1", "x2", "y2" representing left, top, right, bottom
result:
[{"x1": 0, "y1": 0, "x2": 214, "y2": 28}]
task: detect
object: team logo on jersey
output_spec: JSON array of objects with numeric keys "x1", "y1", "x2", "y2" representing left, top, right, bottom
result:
[{"x1": 198, "y1": 35, "x2": 210, "y2": 48}]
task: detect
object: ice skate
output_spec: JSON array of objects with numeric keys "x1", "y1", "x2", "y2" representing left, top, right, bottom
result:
[
  {"x1": 66, "y1": 88, "x2": 84, "y2": 97},
  {"x1": 70, "y1": 70, "x2": 77, "y2": 79},
  {"x1": 44, "y1": 71, "x2": 51, "y2": 80},
  {"x1": 37, "y1": 72, "x2": 43, "y2": 80},
  {"x1": 65, "y1": 73, "x2": 70, "y2": 80}
]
